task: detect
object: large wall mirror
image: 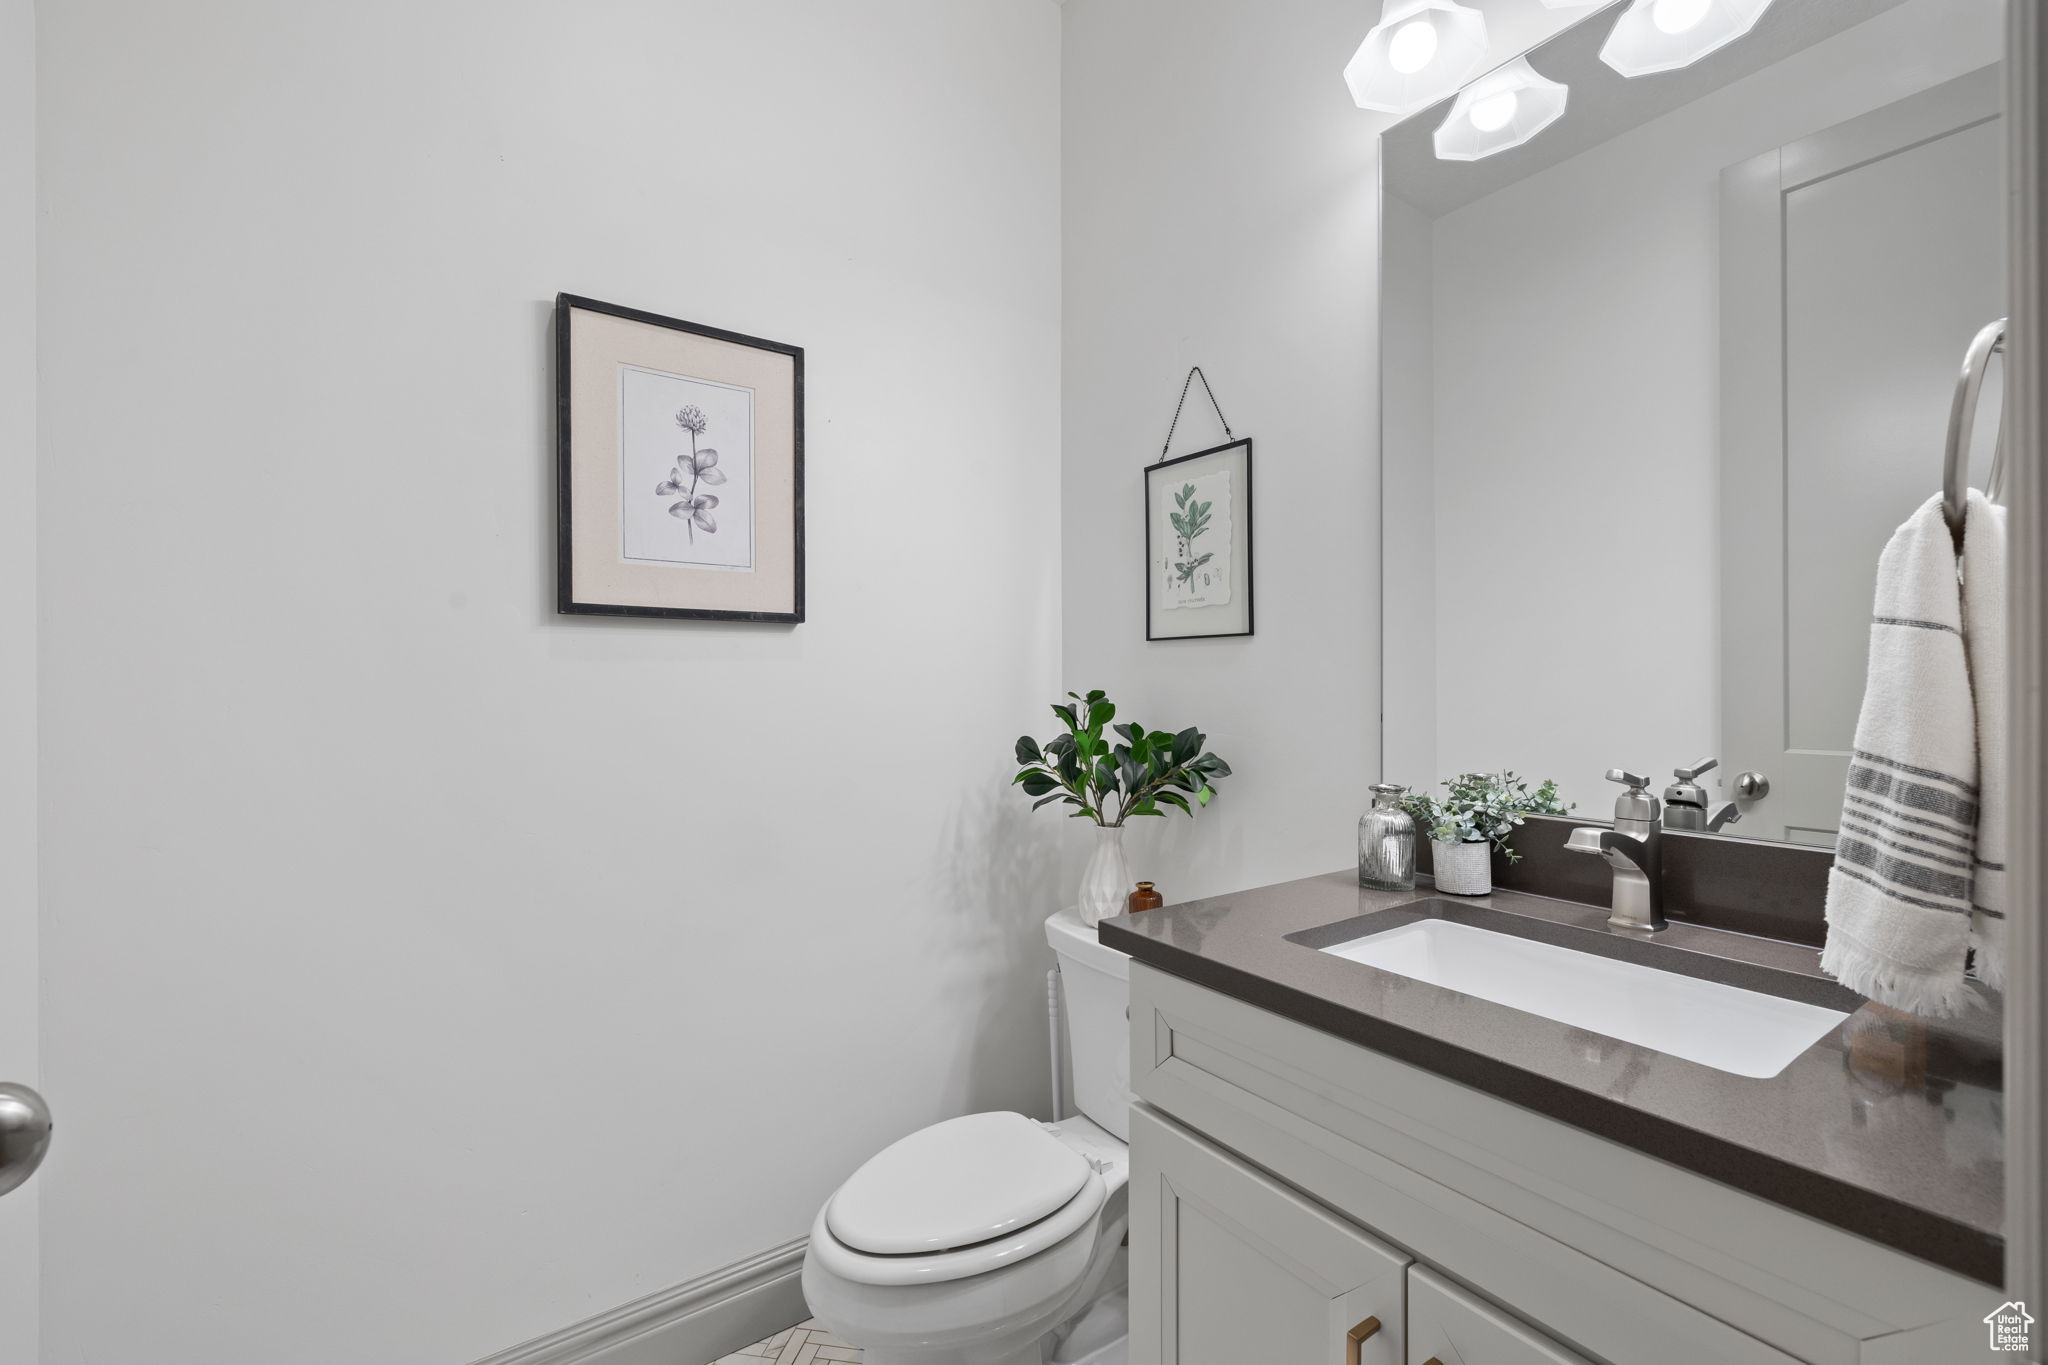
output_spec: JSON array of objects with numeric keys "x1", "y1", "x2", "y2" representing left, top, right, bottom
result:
[{"x1": 1380, "y1": 0, "x2": 2007, "y2": 845}]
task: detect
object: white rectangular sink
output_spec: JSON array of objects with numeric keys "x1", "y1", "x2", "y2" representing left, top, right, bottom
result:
[{"x1": 1320, "y1": 918, "x2": 1849, "y2": 1079}]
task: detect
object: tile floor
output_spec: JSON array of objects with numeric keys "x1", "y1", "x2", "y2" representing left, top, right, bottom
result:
[{"x1": 713, "y1": 1318, "x2": 861, "y2": 1364}]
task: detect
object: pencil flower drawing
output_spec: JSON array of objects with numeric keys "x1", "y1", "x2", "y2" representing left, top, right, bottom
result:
[
  {"x1": 1168, "y1": 482, "x2": 1214, "y2": 595},
  {"x1": 656, "y1": 404, "x2": 728, "y2": 542},
  {"x1": 617, "y1": 366, "x2": 756, "y2": 573}
]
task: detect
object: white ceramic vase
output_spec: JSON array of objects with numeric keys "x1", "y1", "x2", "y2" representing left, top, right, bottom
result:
[
  {"x1": 1432, "y1": 838, "x2": 1493, "y2": 896},
  {"x1": 1078, "y1": 824, "x2": 1134, "y2": 926}
]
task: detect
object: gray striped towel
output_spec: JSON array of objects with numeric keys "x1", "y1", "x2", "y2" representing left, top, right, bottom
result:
[
  {"x1": 1820, "y1": 493, "x2": 1983, "y2": 1016},
  {"x1": 1961, "y1": 489, "x2": 2007, "y2": 986}
]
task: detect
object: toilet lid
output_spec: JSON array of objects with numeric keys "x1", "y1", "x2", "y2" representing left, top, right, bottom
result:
[{"x1": 825, "y1": 1111, "x2": 1090, "y2": 1256}]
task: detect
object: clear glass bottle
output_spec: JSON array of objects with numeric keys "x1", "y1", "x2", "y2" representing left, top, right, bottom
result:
[{"x1": 1358, "y1": 783, "x2": 1417, "y2": 892}]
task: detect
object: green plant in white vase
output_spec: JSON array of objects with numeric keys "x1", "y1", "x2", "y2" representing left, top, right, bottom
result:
[
  {"x1": 1400, "y1": 771, "x2": 1571, "y2": 896},
  {"x1": 1012, "y1": 689, "x2": 1233, "y2": 926}
]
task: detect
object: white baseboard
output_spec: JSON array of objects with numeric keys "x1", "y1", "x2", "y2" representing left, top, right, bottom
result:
[{"x1": 469, "y1": 1239, "x2": 809, "y2": 1365}]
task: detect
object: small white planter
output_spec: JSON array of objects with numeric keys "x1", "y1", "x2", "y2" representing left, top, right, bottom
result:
[
  {"x1": 1077, "y1": 824, "x2": 1134, "y2": 926},
  {"x1": 1431, "y1": 838, "x2": 1493, "y2": 896}
]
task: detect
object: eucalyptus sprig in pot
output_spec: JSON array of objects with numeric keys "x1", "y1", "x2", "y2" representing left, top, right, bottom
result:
[
  {"x1": 1014, "y1": 689, "x2": 1233, "y2": 925},
  {"x1": 1400, "y1": 771, "x2": 1571, "y2": 896}
]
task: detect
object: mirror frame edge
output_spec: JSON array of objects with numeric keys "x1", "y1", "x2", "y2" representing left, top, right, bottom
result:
[{"x1": 2001, "y1": 0, "x2": 2043, "y2": 1325}]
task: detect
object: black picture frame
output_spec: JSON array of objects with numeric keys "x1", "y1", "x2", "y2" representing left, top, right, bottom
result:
[
  {"x1": 1144, "y1": 437, "x2": 1254, "y2": 640},
  {"x1": 555, "y1": 292, "x2": 805, "y2": 623}
]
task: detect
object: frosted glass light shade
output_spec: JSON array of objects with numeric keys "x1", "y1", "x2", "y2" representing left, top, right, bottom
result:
[
  {"x1": 1599, "y1": 0, "x2": 1776, "y2": 77},
  {"x1": 1433, "y1": 57, "x2": 1569, "y2": 162},
  {"x1": 1344, "y1": 0, "x2": 1491, "y2": 115}
]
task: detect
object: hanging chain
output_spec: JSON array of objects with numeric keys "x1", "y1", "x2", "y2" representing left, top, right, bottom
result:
[{"x1": 1157, "y1": 366, "x2": 1234, "y2": 462}]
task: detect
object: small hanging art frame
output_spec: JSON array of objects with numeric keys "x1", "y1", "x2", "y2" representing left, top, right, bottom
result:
[{"x1": 1145, "y1": 367, "x2": 1253, "y2": 640}]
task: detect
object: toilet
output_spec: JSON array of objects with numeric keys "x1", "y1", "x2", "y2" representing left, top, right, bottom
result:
[{"x1": 801, "y1": 907, "x2": 1131, "y2": 1365}]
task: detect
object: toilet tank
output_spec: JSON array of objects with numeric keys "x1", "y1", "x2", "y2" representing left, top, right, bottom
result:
[{"x1": 1045, "y1": 907, "x2": 1131, "y2": 1142}]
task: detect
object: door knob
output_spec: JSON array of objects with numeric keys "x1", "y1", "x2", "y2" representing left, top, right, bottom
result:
[
  {"x1": 0, "y1": 1083, "x2": 52, "y2": 1198},
  {"x1": 1734, "y1": 771, "x2": 1771, "y2": 800}
]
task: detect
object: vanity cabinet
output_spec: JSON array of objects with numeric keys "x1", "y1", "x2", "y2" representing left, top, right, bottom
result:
[
  {"x1": 1407, "y1": 1266, "x2": 1589, "y2": 1365},
  {"x1": 1132, "y1": 1102, "x2": 1583, "y2": 1365},
  {"x1": 1132, "y1": 1104, "x2": 1407, "y2": 1365},
  {"x1": 1125, "y1": 963, "x2": 1994, "y2": 1365}
]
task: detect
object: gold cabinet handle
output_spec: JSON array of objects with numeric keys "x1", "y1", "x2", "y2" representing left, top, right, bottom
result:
[{"x1": 1344, "y1": 1316, "x2": 1381, "y2": 1365}]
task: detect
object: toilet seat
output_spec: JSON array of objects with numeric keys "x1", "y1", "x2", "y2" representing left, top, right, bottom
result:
[
  {"x1": 828, "y1": 1111, "x2": 1091, "y2": 1255},
  {"x1": 808, "y1": 1175, "x2": 1106, "y2": 1287},
  {"x1": 811, "y1": 1111, "x2": 1113, "y2": 1288}
]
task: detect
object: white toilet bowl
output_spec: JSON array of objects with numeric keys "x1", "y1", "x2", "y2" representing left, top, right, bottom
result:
[
  {"x1": 801, "y1": 1111, "x2": 1128, "y2": 1365},
  {"x1": 802, "y1": 910, "x2": 1132, "y2": 1365}
]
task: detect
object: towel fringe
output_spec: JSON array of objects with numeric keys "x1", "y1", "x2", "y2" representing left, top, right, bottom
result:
[
  {"x1": 1819, "y1": 933, "x2": 1979, "y2": 1018},
  {"x1": 1970, "y1": 922, "x2": 2009, "y2": 992}
]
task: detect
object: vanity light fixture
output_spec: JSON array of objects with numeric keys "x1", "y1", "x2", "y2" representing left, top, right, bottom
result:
[
  {"x1": 1433, "y1": 57, "x2": 1568, "y2": 162},
  {"x1": 1343, "y1": 0, "x2": 1491, "y2": 116},
  {"x1": 1599, "y1": 0, "x2": 1776, "y2": 77}
]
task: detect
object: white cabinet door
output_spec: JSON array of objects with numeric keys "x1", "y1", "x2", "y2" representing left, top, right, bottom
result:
[
  {"x1": 1130, "y1": 1105, "x2": 1409, "y2": 1365},
  {"x1": 1407, "y1": 1266, "x2": 1590, "y2": 1365}
]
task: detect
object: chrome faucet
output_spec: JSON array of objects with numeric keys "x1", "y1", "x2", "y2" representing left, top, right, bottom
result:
[
  {"x1": 1662, "y1": 757, "x2": 1742, "y2": 833},
  {"x1": 1701, "y1": 802, "x2": 1741, "y2": 833},
  {"x1": 1564, "y1": 769, "x2": 1666, "y2": 932}
]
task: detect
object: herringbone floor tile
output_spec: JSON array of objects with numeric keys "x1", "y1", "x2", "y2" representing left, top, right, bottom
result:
[{"x1": 712, "y1": 1317, "x2": 861, "y2": 1363}]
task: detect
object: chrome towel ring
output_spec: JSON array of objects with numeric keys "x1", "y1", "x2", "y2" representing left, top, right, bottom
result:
[{"x1": 1942, "y1": 316, "x2": 2009, "y2": 534}]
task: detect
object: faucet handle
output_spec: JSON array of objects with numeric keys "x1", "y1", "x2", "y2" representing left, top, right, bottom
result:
[
  {"x1": 1674, "y1": 756, "x2": 1719, "y2": 781},
  {"x1": 1605, "y1": 768, "x2": 1648, "y2": 789}
]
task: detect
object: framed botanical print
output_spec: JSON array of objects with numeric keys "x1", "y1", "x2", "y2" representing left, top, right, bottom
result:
[
  {"x1": 555, "y1": 293, "x2": 804, "y2": 622},
  {"x1": 1145, "y1": 437, "x2": 1253, "y2": 640}
]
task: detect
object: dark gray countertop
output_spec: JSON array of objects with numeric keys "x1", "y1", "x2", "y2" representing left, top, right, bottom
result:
[{"x1": 1099, "y1": 870, "x2": 2004, "y2": 1286}]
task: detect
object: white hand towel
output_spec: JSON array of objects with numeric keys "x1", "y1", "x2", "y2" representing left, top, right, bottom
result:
[
  {"x1": 1820, "y1": 492, "x2": 1982, "y2": 1016},
  {"x1": 1962, "y1": 489, "x2": 2008, "y2": 986}
]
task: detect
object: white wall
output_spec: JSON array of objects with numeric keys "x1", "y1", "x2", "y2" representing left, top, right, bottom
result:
[
  {"x1": 1060, "y1": 0, "x2": 1376, "y2": 900},
  {"x1": 1422, "y1": 0, "x2": 2003, "y2": 812},
  {"x1": 34, "y1": 4, "x2": 1060, "y2": 1363},
  {"x1": 1380, "y1": 191, "x2": 1436, "y2": 804},
  {"x1": 0, "y1": 1, "x2": 36, "y2": 1358},
  {"x1": 1060, "y1": 0, "x2": 1572, "y2": 898}
]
